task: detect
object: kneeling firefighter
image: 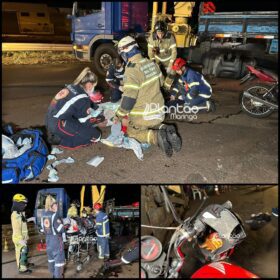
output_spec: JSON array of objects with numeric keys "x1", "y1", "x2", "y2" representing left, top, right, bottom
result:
[
  {"x1": 11, "y1": 194, "x2": 32, "y2": 274},
  {"x1": 41, "y1": 195, "x2": 65, "y2": 278},
  {"x1": 170, "y1": 58, "x2": 215, "y2": 112},
  {"x1": 46, "y1": 68, "x2": 102, "y2": 149},
  {"x1": 115, "y1": 36, "x2": 182, "y2": 157}
]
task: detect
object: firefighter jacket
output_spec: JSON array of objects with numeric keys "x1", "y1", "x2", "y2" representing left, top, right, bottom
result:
[
  {"x1": 171, "y1": 68, "x2": 212, "y2": 100},
  {"x1": 147, "y1": 31, "x2": 177, "y2": 69},
  {"x1": 116, "y1": 53, "x2": 165, "y2": 123},
  {"x1": 105, "y1": 64, "x2": 125, "y2": 90},
  {"x1": 41, "y1": 211, "x2": 64, "y2": 236},
  {"x1": 11, "y1": 211, "x2": 29, "y2": 244},
  {"x1": 95, "y1": 211, "x2": 110, "y2": 237}
]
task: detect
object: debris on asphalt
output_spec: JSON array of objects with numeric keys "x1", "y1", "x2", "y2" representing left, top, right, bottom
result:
[
  {"x1": 47, "y1": 156, "x2": 75, "y2": 182},
  {"x1": 87, "y1": 156, "x2": 105, "y2": 167},
  {"x1": 101, "y1": 123, "x2": 144, "y2": 160},
  {"x1": 51, "y1": 147, "x2": 64, "y2": 155}
]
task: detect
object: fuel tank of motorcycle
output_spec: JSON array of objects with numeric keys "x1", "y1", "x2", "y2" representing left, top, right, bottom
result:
[{"x1": 191, "y1": 261, "x2": 259, "y2": 278}]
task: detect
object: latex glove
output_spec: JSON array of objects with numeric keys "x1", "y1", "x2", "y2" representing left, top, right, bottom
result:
[
  {"x1": 119, "y1": 86, "x2": 124, "y2": 92},
  {"x1": 166, "y1": 67, "x2": 172, "y2": 74}
]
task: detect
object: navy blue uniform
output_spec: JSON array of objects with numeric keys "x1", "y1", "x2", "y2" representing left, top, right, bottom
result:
[
  {"x1": 95, "y1": 211, "x2": 110, "y2": 259},
  {"x1": 46, "y1": 84, "x2": 101, "y2": 149},
  {"x1": 170, "y1": 68, "x2": 212, "y2": 109},
  {"x1": 41, "y1": 211, "x2": 65, "y2": 278},
  {"x1": 105, "y1": 64, "x2": 125, "y2": 102}
]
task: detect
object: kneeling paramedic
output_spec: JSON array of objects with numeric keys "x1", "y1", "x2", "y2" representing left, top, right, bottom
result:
[
  {"x1": 171, "y1": 58, "x2": 215, "y2": 112},
  {"x1": 11, "y1": 194, "x2": 32, "y2": 274},
  {"x1": 46, "y1": 67, "x2": 102, "y2": 149},
  {"x1": 41, "y1": 195, "x2": 65, "y2": 278},
  {"x1": 105, "y1": 57, "x2": 125, "y2": 103},
  {"x1": 115, "y1": 36, "x2": 181, "y2": 157},
  {"x1": 93, "y1": 203, "x2": 110, "y2": 260}
]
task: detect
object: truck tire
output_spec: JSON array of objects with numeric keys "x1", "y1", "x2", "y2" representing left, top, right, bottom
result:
[{"x1": 92, "y1": 43, "x2": 118, "y2": 76}]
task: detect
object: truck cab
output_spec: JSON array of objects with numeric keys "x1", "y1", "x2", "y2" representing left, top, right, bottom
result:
[
  {"x1": 68, "y1": 2, "x2": 148, "y2": 76},
  {"x1": 34, "y1": 188, "x2": 70, "y2": 229}
]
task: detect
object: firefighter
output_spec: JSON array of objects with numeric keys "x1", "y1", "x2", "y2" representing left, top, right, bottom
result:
[
  {"x1": 115, "y1": 36, "x2": 181, "y2": 157},
  {"x1": 93, "y1": 203, "x2": 110, "y2": 260},
  {"x1": 46, "y1": 67, "x2": 102, "y2": 149},
  {"x1": 147, "y1": 20, "x2": 177, "y2": 89},
  {"x1": 147, "y1": 20, "x2": 177, "y2": 75},
  {"x1": 41, "y1": 195, "x2": 65, "y2": 278},
  {"x1": 67, "y1": 202, "x2": 79, "y2": 218},
  {"x1": 11, "y1": 194, "x2": 32, "y2": 274},
  {"x1": 171, "y1": 58, "x2": 215, "y2": 112},
  {"x1": 105, "y1": 57, "x2": 125, "y2": 102}
]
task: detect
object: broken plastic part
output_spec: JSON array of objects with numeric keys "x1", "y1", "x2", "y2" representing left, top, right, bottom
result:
[{"x1": 86, "y1": 156, "x2": 104, "y2": 167}]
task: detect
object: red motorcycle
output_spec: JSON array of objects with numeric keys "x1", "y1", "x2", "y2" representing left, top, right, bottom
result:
[
  {"x1": 141, "y1": 186, "x2": 259, "y2": 278},
  {"x1": 240, "y1": 65, "x2": 278, "y2": 118}
]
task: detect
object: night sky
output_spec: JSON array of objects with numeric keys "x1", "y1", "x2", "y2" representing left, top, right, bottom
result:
[{"x1": 0, "y1": 185, "x2": 140, "y2": 224}]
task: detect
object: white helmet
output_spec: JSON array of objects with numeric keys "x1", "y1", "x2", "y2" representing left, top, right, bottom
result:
[{"x1": 117, "y1": 36, "x2": 138, "y2": 54}]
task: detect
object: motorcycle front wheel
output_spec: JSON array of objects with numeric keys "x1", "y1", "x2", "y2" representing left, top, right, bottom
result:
[{"x1": 240, "y1": 84, "x2": 275, "y2": 118}]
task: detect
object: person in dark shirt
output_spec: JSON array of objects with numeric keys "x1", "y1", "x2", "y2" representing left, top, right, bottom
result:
[
  {"x1": 105, "y1": 57, "x2": 125, "y2": 103},
  {"x1": 46, "y1": 67, "x2": 102, "y2": 149}
]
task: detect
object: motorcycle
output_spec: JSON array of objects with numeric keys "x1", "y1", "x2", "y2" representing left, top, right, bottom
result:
[
  {"x1": 240, "y1": 65, "x2": 278, "y2": 118},
  {"x1": 141, "y1": 186, "x2": 259, "y2": 278}
]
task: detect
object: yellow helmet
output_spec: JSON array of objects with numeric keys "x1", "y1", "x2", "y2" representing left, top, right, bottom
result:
[{"x1": 13, "y1": 194, "x2": 28, "y2": 203}]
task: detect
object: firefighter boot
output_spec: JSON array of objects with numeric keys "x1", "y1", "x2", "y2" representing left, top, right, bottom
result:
[
  {"x1": 157, "y1": 128, "x2": 173, "y2": 157},
  {"x1": 163, "y1": 124, "x2": 182, "y2": 153}
]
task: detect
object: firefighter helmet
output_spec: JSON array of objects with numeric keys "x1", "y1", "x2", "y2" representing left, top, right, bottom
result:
[
  {"x1": 93, "y1": 203, "x2": 102, "y2": 210},
  {"x1": 12, "y1": 194, "x2": 28, "y2": 203},
  {"x1": 154, "y1": 20, "x2": 167, "y2": 33},
  {"x1": 117, "y1": 36, "x2": 138, "y2": 54},
  {"x1": 117, "y1": 36, "x2": 139, "y2": 62},
  {"x1": 172, "y1": 58, "x2": 187, "y2": 71}
]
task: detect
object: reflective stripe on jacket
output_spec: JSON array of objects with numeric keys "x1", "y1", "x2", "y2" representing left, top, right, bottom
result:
[{"x1": 95, "y1": 211, "x2": 110, "y2": 237}]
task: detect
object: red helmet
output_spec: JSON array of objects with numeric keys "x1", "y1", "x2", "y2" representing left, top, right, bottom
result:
[
  {"x1": 172, "y1": 58, "x2": 187, "y2": 71},
  {"x1": 89, "y1": 91, "x2": 103, "y2": 103},
  {"x1": 93, "y1": 203, "x2": 102, "y2": 210},
  {"x1": 132, "y1": 202, "x2": 139, "y2": 207}
]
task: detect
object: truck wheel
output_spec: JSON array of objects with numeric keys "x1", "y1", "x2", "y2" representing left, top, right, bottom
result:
[{"x1": 93, "y1": 43, "x2": 118, "y2": 76}]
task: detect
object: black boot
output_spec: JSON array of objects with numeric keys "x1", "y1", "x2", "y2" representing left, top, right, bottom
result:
[
  {"x1": 207, "y1": 100, "x2": 216, "y2": 112},
  {"x1": 164, "y1": 125, "x2": 182, "y2": 153},
  {"x1": 19, "y1": 269, "x2": 32, "y2": 274},
  {"x1": 157, "y1": 129, "x2": 173, "y2": 157}
]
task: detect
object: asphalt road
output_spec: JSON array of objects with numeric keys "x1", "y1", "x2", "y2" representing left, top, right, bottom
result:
[
  {"x1": 2, "y1": 64, "x2": 278, "y2": 184},
  {"x1": 2, "y1": 234, "x2": 138, "y2": 278}
]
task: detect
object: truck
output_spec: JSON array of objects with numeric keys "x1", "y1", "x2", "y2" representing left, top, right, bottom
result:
[
  {"x1": 188, "y1": 6, "x2": 278, "y2": 78},
  {"x1": 34, "y1": 188, "x2": 70, "y2": 229},
  {"x1": 68, "y1": 1, "x2": 278, "y2": 79},
  {"x1": 68, "y1": 2, "x2": 148, "y2": 76}
]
